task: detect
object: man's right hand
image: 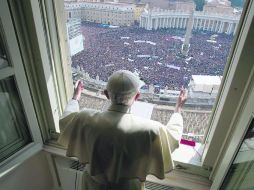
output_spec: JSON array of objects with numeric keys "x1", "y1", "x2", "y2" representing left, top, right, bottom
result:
[
  {"x1": 72, "y1": 80, "x2": 84, "y2": 101},
  {"x1": 175, "y1": 87, "x2": 187, "y2": 113}
]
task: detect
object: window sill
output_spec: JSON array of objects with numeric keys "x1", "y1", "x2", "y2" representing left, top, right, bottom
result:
[
  {"x1": 43, "y1": 143, "x2": 212, "y2": 189},
  {"x1": 147, "y1": 171, "x2": 211, "y2": 190},
  {"x1": 173, "y1": 142, "x2": 203, "y2": 166},
  {"x1": 45, "y1": 139, "x2": 205, "y2": 167},
  {"x1": 0, "y1": 143, "x2": 42, "y2": 178},
  {"x1": 172, "y1": 142, "x2": 211, "y2": 178}
]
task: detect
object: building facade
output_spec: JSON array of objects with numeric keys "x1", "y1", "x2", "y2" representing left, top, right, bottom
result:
[
  {"x1": 133, "y1": 3, "x2": 146, "y2": 22},
  {"x1": 66, "y1": 18, "x2": 82, "y2": 40},
  {"x1": 203, "y1": 0, "x2": 236, "y2": 15},
  {"x1": 66, "y1": 18, "x2": 84, "y2": 56},
  {"x1": 168, "y1": 0, "x2": 196, "y2": 12},
  {"x1": 65, "y1": 2, "x2": 135, "y2": 26},
  {"x1": 76, "y1": 0, "x2": 100, "y2": 2},
  {"x1": 140, "y1": 9, "x2": 240, "y2": 35}
]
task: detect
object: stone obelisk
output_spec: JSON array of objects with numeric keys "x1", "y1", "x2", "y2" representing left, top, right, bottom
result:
[{"x1": 181, "y1": 11, "x2": 194, "y2": 56}]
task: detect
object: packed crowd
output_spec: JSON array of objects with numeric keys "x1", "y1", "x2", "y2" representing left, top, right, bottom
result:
[
  {"x1": 151, "y1": 107, "x2": 211, "y2": 142},
  {"x1": 79, "y1": 92, "x2": 211, "y2": 143},
  {"x1": 71, "y1": 22, "x2": 233, "y2": 91}
]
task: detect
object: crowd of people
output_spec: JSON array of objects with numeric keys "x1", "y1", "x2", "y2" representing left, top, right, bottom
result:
[
  {"x1": 71, "y1": 21, "x2": 233, "y2": 91},
  {"x1": 78, "y1": 92, "x2": 210, "y2": 143},
  {"x1": 71, "y1": 22, "x2": 230, "y2": 141}
]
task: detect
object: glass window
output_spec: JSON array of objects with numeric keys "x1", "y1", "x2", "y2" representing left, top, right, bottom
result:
[
  {"x1": 0, "y1": 76, "x2": 31, "y2": 162},
  {"x1": 0, "y1": 28, "x2": 8, "y2": 69},
  {"x1": 221, "y1": 119, "x2": 254, "y2": 189},
  {"x1": 0, "y1": 1, "x2": 34, "y2": 162},
  {"x1": 63, "y1": 0, "x2": 244, "y2": 146}
]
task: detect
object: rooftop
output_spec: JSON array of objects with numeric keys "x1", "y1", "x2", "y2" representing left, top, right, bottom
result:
[{"x1": 192, "y1": 75, "x2": 222, "y2": 86}]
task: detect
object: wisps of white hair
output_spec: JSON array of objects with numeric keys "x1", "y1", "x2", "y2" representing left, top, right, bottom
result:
[{"x1": 108, "y1": 91, "x2": 136, "y2": 106}]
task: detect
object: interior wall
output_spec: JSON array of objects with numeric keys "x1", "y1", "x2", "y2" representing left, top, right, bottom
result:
[{"x1": 0, "y1": 151, "x2": 54, "y2": 190}]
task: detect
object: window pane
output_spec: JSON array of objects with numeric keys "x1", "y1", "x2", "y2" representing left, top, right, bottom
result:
[
  {"x1": 63, "y1": 1, "x2": 244, "y2": 144},
  {"x1": 221, "y1": 119, "x2": 254, "y2": 189},
  {"x1": 0, "y1": 27, "x2": 8, "y2": 69},
  {"x1": 0, "y1": 76, "x2": 31, "y2": 162}
]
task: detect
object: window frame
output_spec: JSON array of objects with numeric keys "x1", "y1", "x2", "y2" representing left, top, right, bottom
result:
[
  {"x1": 0, "y1": 0, "x2": 42, "y2": 167},
  {"x1": 201, "y1": 0, "x2": 254, "y2": 171},
  {"x1": 57, "y1": 0, "x2": 254, "y2": 174},
  {"x1": 0, "y1": 77, "x2": 31, "y2": 162},
  {"x1": 8, "y1": 0, "x2": 254, "y2": 180},
  {"x1": 208, "y1": 0, "x2": 254, "y2": 187},
  {"x1": 7, "y1": 0, "x2": 73, "y2": 139}
]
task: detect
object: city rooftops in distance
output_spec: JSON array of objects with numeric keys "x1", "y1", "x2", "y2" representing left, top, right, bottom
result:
[
  {"x1": 65, "y1": 1, "x2": 135, "y2": 7},
  {"x1": 64, "y1": 2, "x2": 135, "y2": 13}
]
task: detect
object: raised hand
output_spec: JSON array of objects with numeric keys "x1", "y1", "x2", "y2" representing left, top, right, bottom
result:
[
  {"x1": 175, "y1": 87, "x2": 188, "y2": 113},
  {"x1": 72, "y1": 80, "x2": 84, "y2": 101}
]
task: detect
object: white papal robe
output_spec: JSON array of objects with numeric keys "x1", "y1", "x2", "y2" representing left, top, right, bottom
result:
[{"x1": 58, "y1": 100, "x2": 183, "y2": 190}]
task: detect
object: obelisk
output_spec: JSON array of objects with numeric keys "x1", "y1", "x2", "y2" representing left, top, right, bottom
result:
[{"x1": 181, "y1": 11, "x2": 194, "y2": 56}]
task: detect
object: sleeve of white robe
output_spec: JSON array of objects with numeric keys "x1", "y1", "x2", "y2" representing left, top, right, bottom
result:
[
  {"x1": 166, "y1": 113, "x2": 183, "y2": 153},
  {"x1": 58, "y1": 99, "x2": 80, "y2": 148},
  {"x1": 61, "y1": 99, "x2": 80, "y2": 118},
  {"x1": 158, "y1": 112, "x2": 183, "y2": 173}
]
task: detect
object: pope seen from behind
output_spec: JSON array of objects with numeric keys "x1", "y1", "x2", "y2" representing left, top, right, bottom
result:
[{"x1": 58, "y1": 70, "x2": 187, "y2": 190}]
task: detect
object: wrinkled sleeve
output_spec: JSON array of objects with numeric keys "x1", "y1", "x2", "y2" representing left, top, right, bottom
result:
[
  {"x1": 58, "y1": 100, "x2": 80, "y2": 148},
  {"x1": 155, "y1": 113, "x2": 183, "y2": 174},
  {"x1": 165, "y1": 113, "x2": 183, "y2": 153},
  {"x1": 61, "y1": 99, "x2": 80, "y2": 118}
]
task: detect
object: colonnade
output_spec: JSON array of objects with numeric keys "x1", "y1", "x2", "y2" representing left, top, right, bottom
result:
[
  {"x1": 140, "y1": 16, "x2": 190, "y2": 30},
  {"x1": 140, "y1": 11, "x2": 239, "y2": 35}
]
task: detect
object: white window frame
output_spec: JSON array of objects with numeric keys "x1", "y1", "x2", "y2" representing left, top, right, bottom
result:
[
  {"x1": 0, "y1": 0, "x2": 43, "y2": 173},
  {"x1": 56, "y1": 0, "x2": 254, "y2": 176},
  {"x1": 208, "y1": 0, "x2": 254, "y2": 187},
  {"x1": 6, "y1": 0, "x2": 254, "y2": 182},
  {"x1": 7, "y1": 0, "x2": 73, "y2": 138},
  {"x1": 202, "y1": 0, "x2": 254, "y2": 173},
  {"x1": 44, "y1": 0, "x2": 254, "y2": 177},
  {"x1": 212, "y1": 86, "x2": 254, "y2": 188}
]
